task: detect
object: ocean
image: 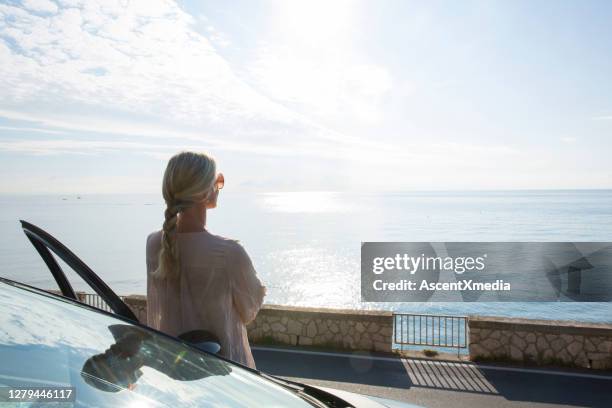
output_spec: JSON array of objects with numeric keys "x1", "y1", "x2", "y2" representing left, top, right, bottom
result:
[{"x1": 1, "y1": 190, "x2": 611, "y2": 323}]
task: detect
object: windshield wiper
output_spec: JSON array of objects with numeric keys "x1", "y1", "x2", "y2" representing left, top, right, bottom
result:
[
  {"x1": 258, "y1": 372, "x2": 329, "y2": 407},
  {"x1": 259, "y1": 372, "x2": 302, "y2": 391},
  {"x1": 257, "y1": 372, "x2": 353, "y2": 408}
]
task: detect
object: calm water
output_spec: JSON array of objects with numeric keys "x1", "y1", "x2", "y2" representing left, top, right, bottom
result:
[{"x1": 1, "y1": 191, "x2": 611, "y2": 323}]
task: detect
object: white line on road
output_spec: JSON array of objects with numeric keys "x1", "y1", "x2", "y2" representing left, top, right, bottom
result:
[{"x1": 252, "y1": 346, "x2": 612, "y2": 380}]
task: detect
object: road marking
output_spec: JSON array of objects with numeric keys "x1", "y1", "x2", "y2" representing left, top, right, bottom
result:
[{"x1": 252, "y1": 346, "x2": 612, "y2": 380}]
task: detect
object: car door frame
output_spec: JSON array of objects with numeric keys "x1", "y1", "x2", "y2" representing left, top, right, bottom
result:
[{"x1": 20, "y1": 220, "x2": 138, "y2": 322}]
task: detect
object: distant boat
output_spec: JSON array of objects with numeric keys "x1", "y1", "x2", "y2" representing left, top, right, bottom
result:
[{"x1": 77, "y1": 196, "x2": 81, "y2": 200}]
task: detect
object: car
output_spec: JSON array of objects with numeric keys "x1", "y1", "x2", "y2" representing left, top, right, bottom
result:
[{"x1": 0, "y1": 221, "x2": 423, "y2": 407}]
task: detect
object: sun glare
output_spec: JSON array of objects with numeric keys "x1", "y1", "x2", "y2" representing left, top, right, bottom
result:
[{"x1": 272, "y1": 0, "x2": 356, "y2": 47}]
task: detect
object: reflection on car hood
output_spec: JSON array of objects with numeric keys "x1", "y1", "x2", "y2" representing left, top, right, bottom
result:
[
  {"x1": 0, "y1": 279, "x2": 425, "y2": 408},
  {"x1": 0, "y1": 280, "x2": 319, "y2": 407},
  {"x1": 314, "y1": 386, "x2": 424, "y2": 408}
]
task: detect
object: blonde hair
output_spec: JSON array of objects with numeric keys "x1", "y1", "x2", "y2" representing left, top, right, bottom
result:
[{"x1": 154, "y1": 151, "x2": 217, "y2": 280}]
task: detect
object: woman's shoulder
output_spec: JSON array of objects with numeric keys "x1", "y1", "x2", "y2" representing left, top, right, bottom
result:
[
  {"x1": 206, "y1": 232, "x2": 246, "y2": 255},
  {"x1": 145, "y1": 230, "x2": 162, "y2": 261},
  {"x1": 201, "y1": 233, "x2": 251, "y2": 267},
  {"x1": 146, "y1": 230, "x2": 163, "y2": 255},
  {"x1": 146, "y1": 230, "x2": 163, "y2": 244}
]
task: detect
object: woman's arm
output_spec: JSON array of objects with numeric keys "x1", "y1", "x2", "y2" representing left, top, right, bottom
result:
[{"x1": 231, "y1": 242, "x2": 266, "y2": 324}]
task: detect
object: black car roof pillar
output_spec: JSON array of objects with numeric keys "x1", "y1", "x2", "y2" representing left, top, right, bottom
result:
[
  {"x1": 25, "y1": 234, "x2": 78, "y2": 300},
  {"x1": 20, "y1": 220, "x2": 138, "y2": 322}
]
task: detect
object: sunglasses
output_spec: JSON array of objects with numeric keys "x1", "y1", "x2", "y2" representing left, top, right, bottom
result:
[{"x1": 215, "y1": 173, "x2": 224, "y2": 190}]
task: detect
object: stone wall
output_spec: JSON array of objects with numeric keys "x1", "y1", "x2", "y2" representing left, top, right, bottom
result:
[
  {"x1": 469, "y1": 316, "x2": 612, "y2": 369},
  {"x1": 123, "y1": 295, "x2": 147, "y2": 323},
  {"x1": 53, "y1": 292, "x2": 391, "y2": 354},
  {"x1": 70, "y1": 291, "x2": 612, "y2": 369},
  {"x1": 116, "y1": 295, "x2": 394, "y2": 353},
  {"x1": 246, "y1": 305, "x2": 394, "y2": 353}
]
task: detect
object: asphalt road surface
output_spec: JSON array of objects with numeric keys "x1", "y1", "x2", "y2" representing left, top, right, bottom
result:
[{"x1": 253, "y1": 346, "x2": 612, "y2": 408}]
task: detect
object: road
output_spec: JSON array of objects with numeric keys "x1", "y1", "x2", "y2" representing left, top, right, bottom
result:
[{"x1": 253, "y1": 346, "x2": 612, "y2": 408}]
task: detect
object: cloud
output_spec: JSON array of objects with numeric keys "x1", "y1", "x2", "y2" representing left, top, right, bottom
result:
[
  {"x1": 0, "y1": 108, "x2": 370, "y2": 160},
  {"x1": 0, "y1": 108, "x2": 221, "y2": 142},
  {"x1": 0, "y1": 137, "x2": 301, "y2": 158},
  {"x1": 204, "y1": 24, "x2": 231, "y2": 48},
  {"x1": 0, "y1": 0, "x2": 350, "y2": 153},
  {"x1": 0, "y1": 138, "x2": 164, "y2": 155},
  {"x1": 22, "y1": 0, "x2": 59, "y2": 14},
  {"x1": 1, "y1": 1, "x2": 272, "y2": 121},
  {"x1": 0, "y1": 125, "x2": 64, "y2": 134}
]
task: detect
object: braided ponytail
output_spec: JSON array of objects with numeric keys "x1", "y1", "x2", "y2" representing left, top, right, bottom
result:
[
  {"x1": 153, "y1": 151, "x2": 217, "y2": 280},
  {"x1": 155, "y1": 207, "x2": 180, "y2": 279}
]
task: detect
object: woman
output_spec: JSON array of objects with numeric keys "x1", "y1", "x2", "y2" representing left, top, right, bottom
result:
[{"x1": 146, "y1": 151, "x2": 266, "y2": 368}]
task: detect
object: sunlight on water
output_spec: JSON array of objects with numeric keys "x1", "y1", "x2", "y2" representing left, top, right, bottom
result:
[{"x1": 263, "y1": 246, "x2": 359, "y2": 307}]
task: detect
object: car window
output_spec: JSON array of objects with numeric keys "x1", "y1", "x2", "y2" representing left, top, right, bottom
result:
[
  {"x1": 0, "y1": 219, "x2": 61, "y2": 294},
  {"x1": 0, "y1": 282, "x2": 316, "y2": 407},
  {"x1": 52, "y1": 254, "x2": 117, "y2": 310}
]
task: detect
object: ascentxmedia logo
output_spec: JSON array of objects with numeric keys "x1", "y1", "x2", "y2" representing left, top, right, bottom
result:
[{"x1": 361, "y1": 242, "x2": 612, "y2": 302}]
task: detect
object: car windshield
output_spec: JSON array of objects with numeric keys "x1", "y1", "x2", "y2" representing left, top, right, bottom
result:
[{"x1": 0, "y1": 281, "x2": 317, "y2": 407}]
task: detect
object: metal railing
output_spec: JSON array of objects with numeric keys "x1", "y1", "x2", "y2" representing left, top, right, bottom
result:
[
  {"x1": 79, "y1": 292, "x2": 126, "y2": 314},
  {"x1": 393, "y1": 313, "x2": 467, "y2": 354}
]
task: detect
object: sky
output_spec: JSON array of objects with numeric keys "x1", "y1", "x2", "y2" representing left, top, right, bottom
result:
[{"x1": 0, "y1": 0, "x2": 611, "y2": 193}]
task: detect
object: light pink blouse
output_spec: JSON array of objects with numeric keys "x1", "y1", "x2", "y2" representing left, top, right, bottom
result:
[{"x1": 146, "y1": 230, "x2": 266, "y2": 368}]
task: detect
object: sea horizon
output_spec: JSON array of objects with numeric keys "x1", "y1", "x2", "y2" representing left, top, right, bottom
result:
[{"x1": 3, "y1": 188, "x2": 612, "y2": 196}]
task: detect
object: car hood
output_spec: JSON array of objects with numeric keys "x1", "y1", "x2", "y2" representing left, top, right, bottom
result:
[{"x1": 313, "y1": 385, "x2": 424, "y2": 408}]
